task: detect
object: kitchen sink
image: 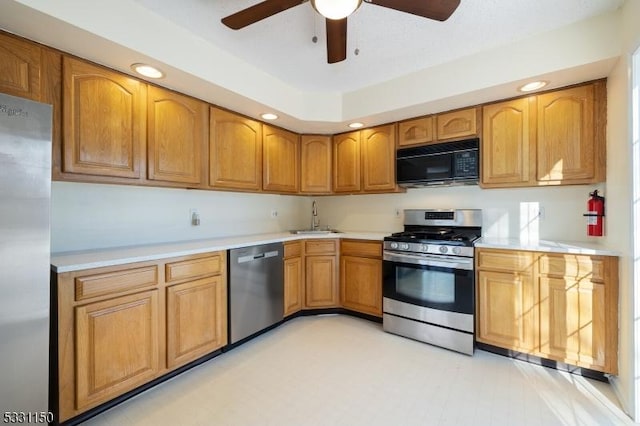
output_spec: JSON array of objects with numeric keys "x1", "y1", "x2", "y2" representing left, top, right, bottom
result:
[{"x1": 290, "y1": 229, "x2": 341, "y2": 235}]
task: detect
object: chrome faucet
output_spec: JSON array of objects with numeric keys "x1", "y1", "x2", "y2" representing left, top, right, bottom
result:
[{"x1": 311, "y1": 200, "x2": 319, "y2": 230}]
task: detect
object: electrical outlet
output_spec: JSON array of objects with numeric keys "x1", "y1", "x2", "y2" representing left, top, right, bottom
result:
[
  {"x1": 189, "y1": 208, "x2": 200, "y2": 226},
  {"x1": 395, "y1": 208, "x2": 402, "y2": 219},
  {"x1": 538, "y1": 206, "x2": 545, "y2": 220},
  {"x1": 270, "y1": 209, "x2": 278, "y2": 219}
]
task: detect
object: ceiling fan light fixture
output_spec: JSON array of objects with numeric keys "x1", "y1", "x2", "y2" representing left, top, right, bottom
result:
[
  {"x1": 518, "y1": 80, "x2": 548, "y2": 92},
  {"x1": 311, "y1": 0, "x2": 363, "y2": 20}
]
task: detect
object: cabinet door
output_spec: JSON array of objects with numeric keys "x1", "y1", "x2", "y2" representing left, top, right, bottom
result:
[
  {"x1": 147, "y1": 86, "x2": 207, "y2": 185},
  {"x1": 305, "y1": 255, "x2": 338, "y2": 308},
  {"x1": 62, "y1": 57, "x2": 146, "y2": 178},
  {"x1": 436, "y1": 107, "x2": 479, "y2": 141},
  {"x1": 166, "y1": 275, "x2": 227, "y2": 369},
  {"x1": 340, "y1": 256, "x2": 382, "y2": 316},
  {"x1": 536, "y1": 85, "x2": 596, "y2": 183},
  {"x1": 481, "y1": 98, "x2": 534, "y2": 187},
  {"x1": 209, "y1": 107, "x2": 262, "y2": 191},
  {"x1": 398, "y1": 116, "x2": 434, "y2": 147},
  {"x1": 300, "y1": 135, "x2": 332, "y2": 193},
  {"x1": 0, "y1": 32, "x2": 41, "y2": 100},
  {"x1": 476, "y1": 270, "x2": 537, "y2": 353},
  {"x1": 284, "y1": 256, "x2": 303, "y2": 316},
  {"x1": 539, "y1": 277, "x2": 606, "y2": 370},
  {"x1": 361, "y1": 124, "x2": 396, "y2": 192},
  {"x1": 263, "y1": 125, "x2": 299, "y2": 193},
  {"x1": 75, "y1": 290, "x2": 159, "y2": 410},
  {"x1": 333, "y1": 131, "x2": 361, "y2": 193}
]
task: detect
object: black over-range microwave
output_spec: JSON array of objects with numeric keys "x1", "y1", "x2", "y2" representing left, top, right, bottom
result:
[{"x1": 396, "y1": 138, "x2": 479, "y2": 187}]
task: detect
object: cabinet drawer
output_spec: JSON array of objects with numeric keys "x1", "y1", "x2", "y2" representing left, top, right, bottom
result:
[
  {"x1": 165, "y1": 254, "x2": 223, "y2": 283},
  {"x1": 476, "y1": 249, "x2": 533, "y2": 272},
  {"x1": 75, "y1": 266, "x2": 158, "y2": 301},
  {"x1": 340, "y1": 240, "x2": 382, "y2": 258},
  {"x1": 305, "y1": 239, "x2": 337, "y2": 255},
  {"x1": 284, "y1": 241, "x2": 302, "y2": 259},
  {"x1": 539, "y1": 254, "x2": 604, "y2": 282}
]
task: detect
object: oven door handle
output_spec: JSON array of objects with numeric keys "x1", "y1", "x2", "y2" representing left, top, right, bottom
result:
[{"x1": 383, "y1": 251, "x2": 474, "y2": 271}]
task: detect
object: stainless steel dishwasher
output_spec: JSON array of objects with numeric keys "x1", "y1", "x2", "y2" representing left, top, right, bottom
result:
[{"x1": 229, "y1": 242, "x2": 284, "y2": 344}]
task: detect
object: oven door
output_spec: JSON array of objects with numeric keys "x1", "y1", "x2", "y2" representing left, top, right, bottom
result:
[{"x1": 382, "y1": 251, "x2": 474, "y2": 315}]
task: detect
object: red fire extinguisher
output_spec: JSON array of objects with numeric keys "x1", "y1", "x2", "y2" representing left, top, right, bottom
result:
[{"x1": 584, "y1": 190, "x2": 605, "y2": 237}]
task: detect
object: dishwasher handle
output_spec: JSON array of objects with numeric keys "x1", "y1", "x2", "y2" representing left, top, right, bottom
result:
[{"x1": 237, "y1": 250, "x2": 280, "y2": 264}]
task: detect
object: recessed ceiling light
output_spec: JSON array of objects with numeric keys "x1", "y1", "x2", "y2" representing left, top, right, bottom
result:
[
  {"x1": 349, "y1": 122, "x2": 364, "y2": 129},
  {"x1": 261, "y1": 113, "x2": 278, "y2": 120},
  {"x1": 518, "y1": 80, "x2": 548, "y2": 92},
  {"x1": 131, "y1": 63, "x2": 164, "y2": 79}
]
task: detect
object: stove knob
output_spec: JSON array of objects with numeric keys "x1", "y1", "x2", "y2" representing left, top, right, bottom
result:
[
  {"x1": 420, "y1": 244, "x2": 429, "y2": 252},
  {"x1": 401, "y1": 243, "x2": 410, "y2": 250},
  {"x1": 439, "y1": 246, "x2": 448, "y2": 254},
  {"x1": 390, "y1": 242, "x2": 398, "y2": 249},
  {"x1": 452, "y1": 247, "x2": 462, "y2": 255}
]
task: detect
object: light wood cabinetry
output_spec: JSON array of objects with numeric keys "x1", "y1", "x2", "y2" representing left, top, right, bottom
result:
[
  {"x1": 436, "y1": 107, "x2": 480, "y2": 141},
  {"x1": 397, "y1": 115, "x2": 435, "y2": 147},
  {"x1": 475, "y1": 248, "x2": 618, "y2": 374},
  {"x1": 481, "y1": 81, "x2": 606, "y2": 188},
  {"x1": 536, "y1": 83, "x2": 605, "y2": 184},
  {"x1": 263, "y1": 125, "x2": 299, "y2": 193},
  {"x1": 333, "y1": 131, "x2": 361, "y2": 193},
  {"x1": 165, "y1": 252, "x2": 227, "y2": 369},
  {"x1": 284, "y1": 241, "x2": 304, "y2": 316},
  {"x1": 334, "y1": 124, "x2": 398, "y2": 193},
  {"x1": 300, "y1": 135, "x2": 332, "y2": 193},
  {"x1": 62, "y1": 56, "x2": 147, "y2": 179},
  {"x1": 538, "y1": 253, "x2": 617, "y2": 373},
  {"x1": 54, "y1": 251, "x2": 227, "y2": 422},
  {"x1": 481, "y1": 98, "x2": 535, "y2": 187},
  {"x1": 209, "y1": 107, "x2": 262, "y2": 191},
  {"x1": 340, "y1": 240, "x2": 382, "y2": 317},
  {"x1": 147, "y1": 86, "x2": 208, "y2": 185},
  {"x1": 304, "y1": 239, "x2": 339, "y2": 308},
  {"x1": 0, "y1": 31, "x2": 42, "y2": 101},
  {"x1": 476, "y1": 249, "x2": 537, "y2": 353}
]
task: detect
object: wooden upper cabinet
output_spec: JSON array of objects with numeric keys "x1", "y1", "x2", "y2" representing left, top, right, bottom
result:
[
  {"x1": 398, "y1": 116, "x2": 435, "y2": 147},
  {"x1": 536, "y1": 83, "x2": 602, "y2": 184},
  {"x1": 209, "y1": 107, "x2": 262, "y2": 191},
  {"x1": 361, "y1": 124, "x2": 396, "y2": 191},
  {"x1": 62, "y1": 57, "x2": 146, "y2": 179},
  {"x1": 481, "y1": 98, "x2": 535, "y2": 187},
  {"x1": 333, "y1": 131, "x2": 361, "y2": 193},
  {"x1": 0, "y1": 32, "x2": 41, "y2": 101},
  {"x1": 436, "y1": 107, "x2": 479, "y2": 141},
  {"x1": 147, "y1": 86, "x2": 207, "y2": 185},
  {"x1": 262, "y1": 125, "x2": 299, "y2": 193},
  {"x1": 300, "y1": 135, "x2": 332, "y2": 194}
]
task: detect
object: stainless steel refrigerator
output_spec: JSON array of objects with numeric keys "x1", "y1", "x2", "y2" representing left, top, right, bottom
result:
[{"x1": 0, "y1": 93, "x2": 51, "y2": 420}]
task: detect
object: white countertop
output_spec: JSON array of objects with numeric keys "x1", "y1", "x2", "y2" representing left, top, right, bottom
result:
[
  {"x1": 475, "y1": 237, "x2": 620, "y2": 257},
  {"x1": 51, "y1": 231, "x2": 390, "y2": 273}
]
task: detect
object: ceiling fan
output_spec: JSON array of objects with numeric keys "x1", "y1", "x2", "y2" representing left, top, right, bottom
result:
[{"x1": 221, "y1": 0, "x2": 461, "y2": 64}]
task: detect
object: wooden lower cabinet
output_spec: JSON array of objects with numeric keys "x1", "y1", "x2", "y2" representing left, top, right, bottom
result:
[
  {"x1": 166, "y1": 275, "x2": 227, "y2": 369},
  {"x1": 304, "y1": 239, "x2": 338, "y2": 308},
  {"x1": 75, "y1": 290, "x2": 160, "y2": 411},
  {"x1": 55, "y1": 251, "x2": 227, "y2": 422},
  {"x1": 340, "y1": 240, "x2": 382, "y2": 317},
  {"x1": 284, "y1": 241, "x2": 304, "y2": 316},
  {"x1": 475, "y1": 248, "x2": 618, "y2": 374}
]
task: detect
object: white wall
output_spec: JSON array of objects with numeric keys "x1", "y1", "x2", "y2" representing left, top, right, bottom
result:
[
  {"x1": 51, "y1": 182, "x2": 308, "y2": 252},
  {"x1": 315, "y1": 184, "x2": 605, "y2": 243}
]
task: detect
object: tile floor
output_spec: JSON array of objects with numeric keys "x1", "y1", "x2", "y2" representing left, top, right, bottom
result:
[{"x1": 81, "y1": 315, "x2": 633, "y2": 426}]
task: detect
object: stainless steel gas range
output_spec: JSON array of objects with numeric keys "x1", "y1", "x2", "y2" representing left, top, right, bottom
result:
[{"x1": 382, "y1": 209, "x2": 482, "y2": 355}]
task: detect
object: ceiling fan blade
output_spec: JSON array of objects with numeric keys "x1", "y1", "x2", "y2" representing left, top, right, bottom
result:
[
  {"x1": 222, "y1": 0, "x2": 306, "y2": 29},
  {"x1": 326, "y1": 18, "x2": 347, "y2": 64},
  {"x1": 369, "y1": 0, "x2": 460, "y2": 21}
]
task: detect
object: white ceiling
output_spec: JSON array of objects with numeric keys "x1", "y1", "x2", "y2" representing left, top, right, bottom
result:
[
  {"x1": 0, "y1": 0, "x2": 626, "y2": 133},
  {"x1": 133, "y1": 0, "x2": 624, "y2": 92}
]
